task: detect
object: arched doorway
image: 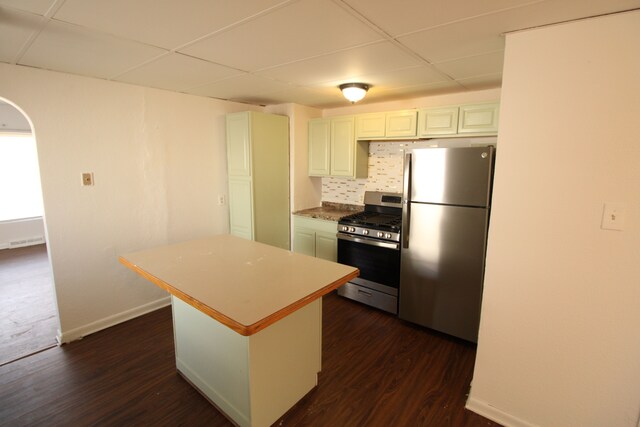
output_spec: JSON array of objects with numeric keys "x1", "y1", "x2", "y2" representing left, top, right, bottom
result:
[{"x1": 0, "y1": 98, "x2": 59, "y2": 365}]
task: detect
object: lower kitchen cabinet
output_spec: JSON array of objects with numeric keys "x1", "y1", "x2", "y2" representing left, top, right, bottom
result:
[{"x1": 292, "y1": 216, "x2": 337, "y2": 262}]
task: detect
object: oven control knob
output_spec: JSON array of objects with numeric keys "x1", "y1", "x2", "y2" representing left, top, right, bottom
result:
[
  {"x1": 341, "y1": 226, "x2": 349, "y2": 231},
  {"x1": 385, "y1": 233, "x2": 392, "y2": 239},
  {"x1": 377, "y1": 231, "x2": 384, "y2": 238},
  {"x1": 362, "y1": 229, "x2": 369, "y2": 235},
  {"x1": 349, "y1": 227, "x2": 356, "y2": 232}
]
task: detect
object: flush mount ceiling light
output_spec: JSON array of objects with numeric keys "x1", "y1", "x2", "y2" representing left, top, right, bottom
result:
[{"x1": 339, "y1": 83, "x2": 369, "y2": 103}]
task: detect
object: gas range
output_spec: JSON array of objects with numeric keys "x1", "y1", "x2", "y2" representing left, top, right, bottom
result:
[
  {"x1": 336, "y1": 191, "x2": 403, "y2": 314},
  {"x1": 338, "y1": 192, "x2": 403, "y2": 243}
]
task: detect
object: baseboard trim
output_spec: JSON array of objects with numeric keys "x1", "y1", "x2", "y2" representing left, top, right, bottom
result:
[
  {"x1": 57, "y1": 296, "x2": 171, "y2": 344},
  {"x1": 466, "y1": 396, "x2": 538, "y2": 427},
  {"x1": 0, "y1": 235, "x2": 46, "y2": 250}
]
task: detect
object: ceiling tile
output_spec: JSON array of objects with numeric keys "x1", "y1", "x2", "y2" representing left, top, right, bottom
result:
[
  {"x1": 53, "y1": 0, "x2": 291, "y2": 49},
  {"x1": 397, "y1": 0, "x2": 640, "y2": 63},
  {"x1": 317, "y1": 65, "x2": 450, "y2": 92},
  {"x1": 257, "y1": 86, "x2": 346, "y2": 108},
  {"x1": 3, "y1": 0, "x2": 638, "y2": 107},
  {"x1": 397, "y1": 17, "x2": 505, "y2": 63},
  {"x1": 256, "y1": 41, "x2": 423, "y2": 86},
  {"x1": 434, "y1": 51, "x2": 504, "y2": 79},
  {"x1": 185, "y1": 74, "x2": 291, "y2": 100},
  {"x1": 19, "y1": 20, "x2": 166, "y2": 79},
  {"x1": 114, "y1": 53, "x2": 243, "y2": 92},
  {"x1": 0, "y1": 0, "x2": 56, "y2": 15},
  {"x1": 0, "y1": 7, "x2": 44, "y2": 62},
  {"x1": 342, "y1": 0, "x2": 540, "y2": 36},
  {"x1": 370, "y1": 80, "x2": 466, "y2": 101},
  {"x1": 180, "y1": 0, "x2": 384, "y2": 72}
]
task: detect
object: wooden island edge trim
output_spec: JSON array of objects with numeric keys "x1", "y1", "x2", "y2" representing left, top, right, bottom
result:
[
  {"x1": 118, "y1": 256, "x2": 358, "y2": 336},
  {"x1": 243, "y1": 268, "x2": 359, "y2": 335},
  {"x1": 118, "y1": 256, "x2": 248, "y2": 335}
]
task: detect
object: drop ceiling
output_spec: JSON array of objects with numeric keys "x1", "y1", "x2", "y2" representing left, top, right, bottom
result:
[{"x1": 1, "y1": 0, "x2": 638, "y2": 108}]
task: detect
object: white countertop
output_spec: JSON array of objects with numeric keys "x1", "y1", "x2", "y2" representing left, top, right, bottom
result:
[{"x1": 119, "y1": 234, "x2": 358, "y2": 336}]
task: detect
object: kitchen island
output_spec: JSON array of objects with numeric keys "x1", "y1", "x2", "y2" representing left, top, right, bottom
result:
[{"x1": 119, "y1": 235, "x2": 358, "y2": 427}]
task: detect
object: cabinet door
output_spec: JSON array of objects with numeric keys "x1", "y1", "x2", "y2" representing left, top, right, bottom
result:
[
  {"x1": 308, "y1": 119, "x2": 331, "y2": 176},
  {"x1": 315, "y1": 231, "x2": 337, "y2": 262},
  {"x1": 330, "y1": 117, "x2": 355, "y2": 177},
  {"x1": 293, "y1": 227, "x2": 316, "y2": 256},
  {"x1": 458, "y1": 103, "x2": 499, "y2": 134},
  {"x1": 226, "y1": 112, "x2": 251, "y2": 176},
  {"x1": 228, "y1": 178, "x2": 253, "y2": 240},
  {"x1": 356, "y1": 113, "x2": 385, "y2": 139},
  {"x1": 418, "y1": 107, "x2": 459, "y2": 137},
  {"x1": 386, "y1": 110, "x2": 417, "y2": 137}
]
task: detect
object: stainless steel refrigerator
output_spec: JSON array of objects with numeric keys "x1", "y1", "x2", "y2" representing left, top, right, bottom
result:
[{"x1": 399, "y1": 146, "x2": 495, "y2": 343}]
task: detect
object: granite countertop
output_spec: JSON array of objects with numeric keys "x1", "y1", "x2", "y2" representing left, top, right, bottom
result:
[{"x1": 293, "y1": 202, "x2": 363, "y2": 222}]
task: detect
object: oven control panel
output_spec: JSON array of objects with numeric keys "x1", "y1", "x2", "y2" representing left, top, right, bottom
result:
[{"x1": 338, "y1": 225, "x2": 400, "y2": 242}]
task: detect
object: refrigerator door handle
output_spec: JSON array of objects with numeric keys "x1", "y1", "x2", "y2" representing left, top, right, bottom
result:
[{"x1": 402, "y1": 153, "x2": 411, "y2": 249}]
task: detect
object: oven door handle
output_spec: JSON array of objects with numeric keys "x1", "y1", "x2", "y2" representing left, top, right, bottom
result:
[{"x1": 336, "y1": 232, "x2": 400, "y2": 250}]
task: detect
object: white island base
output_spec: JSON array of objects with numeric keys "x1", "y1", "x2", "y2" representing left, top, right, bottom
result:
[{"x1": 172, "y1": 296, "x2": 322, "y2": 427}]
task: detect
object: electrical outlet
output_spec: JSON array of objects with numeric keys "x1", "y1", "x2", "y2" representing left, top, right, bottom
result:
[
  {"x1": 82, "y1": 172, "x2": 94, "y2": 186},
  {"x1": 218, "y1": 195, "x2": 226, "y2": 206},
  {"x1": 601, "y1": 202, "x2": 625, "y2": 231}
]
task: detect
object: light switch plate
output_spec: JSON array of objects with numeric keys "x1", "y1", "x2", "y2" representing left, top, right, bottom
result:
[{"x1": 601, "y1": 202, "x2": 625, "y2": 231}]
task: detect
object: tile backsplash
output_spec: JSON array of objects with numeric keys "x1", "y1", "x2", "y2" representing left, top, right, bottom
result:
[{"x1": 321, "y1": 137, "x2": 497, "y2": 205}]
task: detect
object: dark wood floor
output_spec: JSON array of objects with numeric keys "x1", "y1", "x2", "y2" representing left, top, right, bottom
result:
[
  {"x1": 0, "y1": 244, "x2": 58, "y2": 366},
  {"x1": 0, "y1": 292, "x2": 499, "y2": 427}
]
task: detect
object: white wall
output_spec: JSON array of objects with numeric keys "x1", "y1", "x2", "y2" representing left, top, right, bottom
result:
[
  {"x1": 468, "y1": 11, "x2": 640, "y2": 427},
  {"x1": 0, "y1": 63, "x2": 261, "y2": 342}
]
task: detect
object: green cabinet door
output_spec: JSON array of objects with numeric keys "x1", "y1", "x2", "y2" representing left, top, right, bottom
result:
[
  {"x1": 418, "y1": 107, "x2": 459, "y2": 137},
  {"x1": 315, "y1": 231, "x2": 337, "y2": 262},
  {"x1": 458, "y1": 103, "x2": 500, "y2": 134},
  {"x1": 308, "y1": 119, "x2": 331, "y2": 176},
  {"x1": 330, "y1": 116, "x2": 355, "y2": 177},
  {"x1": 227, "y1": 111, "x2": 289, "y2": 248},
  {"x1": 385, "y1": 110, "x2": 417, "y2": 137},
  {"x1": 228, "y1": 177, "x2": 253, "y2": 240},
  {"x1": 226, "y1": 112, "x2": 251, "y2": 176},
  {"x1": 356, "y1": 113, "x2": 386, "y2": 139},
  {"x1": 293, "y1": 227, "x2": 316, "y2": 257},
  {"x1": 292, "y1": 216, "x2": 338, "y2": 262}
]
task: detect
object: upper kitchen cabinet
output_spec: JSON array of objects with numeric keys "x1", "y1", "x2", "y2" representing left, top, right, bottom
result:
[
  {"x1": 226, "y1": 111, "x2": 290, "y2": 250},
  {"x1": 355, "y1": 113, "x2": 385, "y2": 139},
  {"x1": 458, "y1": 103, "x2": 500, "y2": 134},
  {"x1": 417, "y1": 106, "x2": 459, "y2": 136},
  {"x1": 308, "y1": 118, "x2": 331, "y2": 176},
  {"x1": 308, "y1": 116, "x2": 368, "y2": 179},
  {"x1": 418, "y1": 102, "x2": 500, "y2": 137},
  {"x1": 355, "y1": 110, "x2": 417, "y2": 139}
]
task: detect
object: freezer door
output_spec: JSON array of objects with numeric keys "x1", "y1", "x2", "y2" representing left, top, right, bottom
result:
[
  {"x1": 410, "y1": 146, "x2": 493, "y2": 207},
  {"x1": 399, "y1": 203, "x2": 488, "y2": 342}
]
